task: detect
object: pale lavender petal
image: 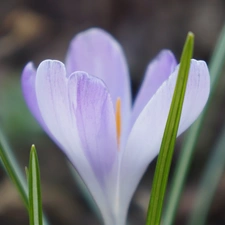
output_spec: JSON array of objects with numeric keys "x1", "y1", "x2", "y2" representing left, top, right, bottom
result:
[
  {"x1": 35, "y1": 60, "x2": 119, "y2": 224},
  {"x1": 65, "y1": 28, "x2": 131, "y2": 146},
  {"x1": 68, "y1": 72, "x2": 120, "y2": 225},
  {"x1": 35, "y1": 60, "x2": 73, "y2": 151},
  {"x1": 131, "y1": 50, "x2": 177, "y2": 125},
  {"x1": 119, "y1": 60, "x2": 210, "y2": 215},
  {"x1": 21, "y1": 62, "x2": 46, "y2": 128},
  {"x1": 68, "y1": 71, "x2": 118, "y2": 184}
]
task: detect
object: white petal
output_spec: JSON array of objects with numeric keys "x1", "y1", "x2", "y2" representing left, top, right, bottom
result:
[
  {"x1": 119, "y1": 60, "x2": 210, "y2": 215},
  {"x1": 35, "y1": 60, "x2": 120, "y2": 225}
]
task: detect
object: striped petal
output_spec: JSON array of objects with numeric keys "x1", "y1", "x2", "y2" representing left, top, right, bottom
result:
[
  {"x1": 65, "y1": 28, "x2": 131, "y2": 146},
  {"x1": 34, "y1": 60, "x2": 119, "y2": 225}
]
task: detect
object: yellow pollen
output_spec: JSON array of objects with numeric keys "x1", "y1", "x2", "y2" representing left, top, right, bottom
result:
[{"x1": 115, "y1": 98, "x2": 122, "y2": 149}]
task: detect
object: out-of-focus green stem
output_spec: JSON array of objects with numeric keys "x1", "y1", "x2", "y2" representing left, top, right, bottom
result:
[
  {"x1": 162, "y1": 22, "x2": 225, "y2": 225},
  {"x1": 0, "y1": 129, "x2": 49, "y2": 225},
  {"x1": 0, "y1": 129, "x2": 29, "y2": 209},
  {"x1": 209, "y1": 24, "x2": 225, "y2": 90},
  {"x1": 188, "y1": 125, "x2": 225, "y2": 225}
]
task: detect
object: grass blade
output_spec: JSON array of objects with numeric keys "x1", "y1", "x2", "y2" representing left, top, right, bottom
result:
[
  {"x1": 145, "y1": 32, "x2": 194, "y2": 225},
  {"x1": 163, "y1": 22, "x2": 225, "y2": 225},
  {"x1": 188, "y1": 126, "x2": 225, "y2": 225},
  {"x1": 0, "y1": 128, "x2": 29, "y2": 209},
  {"x1": 0, "y1": 128, "x2": 49, "y2": 225},
  {"x1": 29, "y1": 145, "x2": 43, "y2": 225}
]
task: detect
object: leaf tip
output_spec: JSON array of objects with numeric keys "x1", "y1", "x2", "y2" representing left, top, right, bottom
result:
[
  {"x1": 30, "y1": 145, "x2": 37, "y2": 155},
  {"x1": 188, "y1": 31, "x2": 194, "y2": 38}
]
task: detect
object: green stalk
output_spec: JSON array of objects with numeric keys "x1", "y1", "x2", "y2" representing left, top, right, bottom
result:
[
  {"x1": 188, "y1": 125, "x2": 225, "y2": 225},
  {"x1": 0, "y1": 129, "x2": 29, "y2": 209},
  {"x1": 28, "y1": 145, "x2": 43, "y2": 225},
  {"x1": 163, "y1": 22, "x2": 225, "y2": 225},
  {"x1": 0, "y1": 129, "x2": 49, "y2": 225},
  {"x1": 145, "y1": 32, "x2": 194, "y2": 225}
]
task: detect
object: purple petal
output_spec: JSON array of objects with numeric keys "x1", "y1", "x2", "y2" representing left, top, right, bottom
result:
[
  {"x1": 68, "y1": 72, "x2": 120, "y2": 225},
  {"x1": 21, "y1": 62, "x2": 47, "y2": 129},
  {"x1": 65, "y1": 28, "x2": 131, "y2": 146},
  {"x1": 131, "y1": 50, "x2": 177, "y2": 126},
  {"x1": 35, "y1": 60, "x2": 72, "y2": 150},
  {"x1": 68, "y1": 71, "x2": 118, "y2": 184},
  {"x1": 119, "y1": 60, "x2": 210, "y2": 214},
  {"x1": 35, "y1": 60, "x2": 119, "y2": 224}
]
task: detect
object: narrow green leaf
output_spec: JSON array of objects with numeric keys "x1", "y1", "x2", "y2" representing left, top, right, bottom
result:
[
  {"x1": 25, "y1": 166, "x2": 29, "y2": 182},
  {"x1": 162, "y1": 118, "x2": 202, "y2": 225},
  {"x1": 145, "y1": 32, "x2": 194, "y2": 225},
  {"x1": 163, "y1": 22, "x2": 225, "y2": 225},
  {"x1": 0, "y1": 128, "x2": 49, "y2": 225},
  {"x1": 188, "y1": 127, "x2": 225, "y2": 225},
  {"x1": 29, "y1": 145, "x2": 43, "y2": 225},
  {"x1": 0, "y1": 128, "x2": 29, "y2": 209}
]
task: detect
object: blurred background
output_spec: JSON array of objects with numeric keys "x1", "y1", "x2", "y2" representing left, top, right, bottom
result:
[{"x1": 0, "y1": 0, "x2": 225, "y2": 224}]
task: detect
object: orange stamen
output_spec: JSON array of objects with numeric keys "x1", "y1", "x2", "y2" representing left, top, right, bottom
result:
[{"x1": 115, "y1": 98, "x2": 122, "y2": 149}]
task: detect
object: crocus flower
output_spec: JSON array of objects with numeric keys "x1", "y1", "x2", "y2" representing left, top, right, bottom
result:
[{"x1": 22, "y1": 28, "x2": 210, "y2": 225}]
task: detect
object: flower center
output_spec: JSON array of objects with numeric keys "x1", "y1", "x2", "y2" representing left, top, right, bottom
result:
[{"x1": 115, "y1": 98, "x2": 121, "y2": 149}]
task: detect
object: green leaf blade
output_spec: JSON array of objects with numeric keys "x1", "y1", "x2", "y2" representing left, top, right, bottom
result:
[
  {"x1": 29, "y1": 145, "x2": 43, "y2": 225},
  {"x1": 145, "y1": 32, "x2": 194, "y2": 225},
  {"x1": 188, "y1": 127, "x2": 225, "y2": 225},
  {"x1": 163, "y1": 22, "x2": 225, "y2": 225},
  {"x1": 0, "y1": 129, "x2": 29, "y2": 209}
]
